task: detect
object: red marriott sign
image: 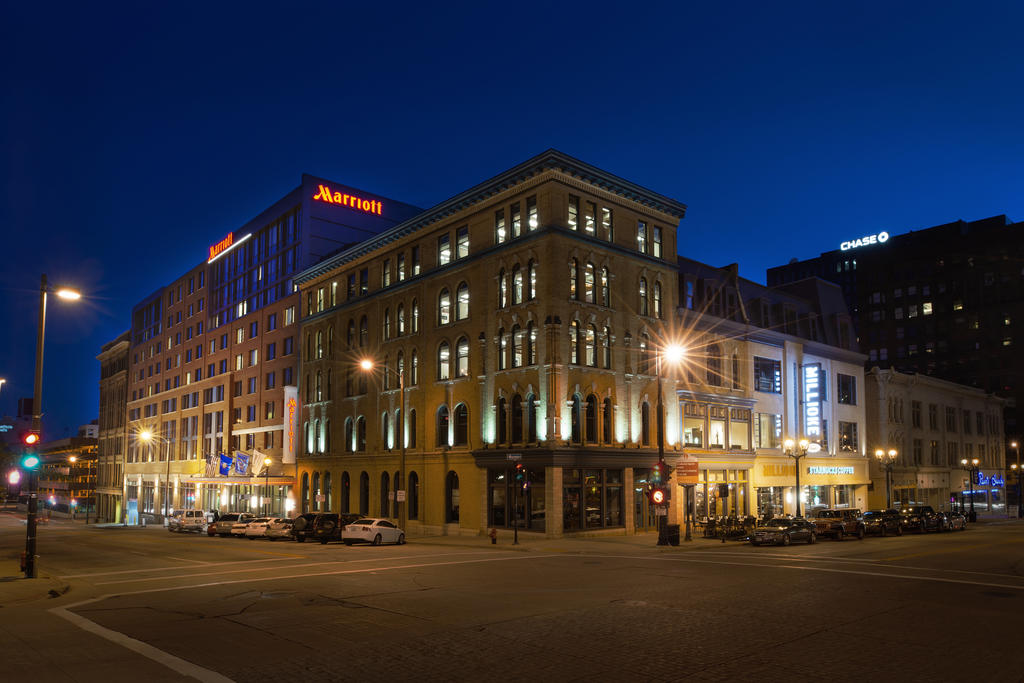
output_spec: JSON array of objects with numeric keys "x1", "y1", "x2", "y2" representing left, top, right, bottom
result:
[{"x1": 312, "y1": 184, "x2": 383, "y2": 215}]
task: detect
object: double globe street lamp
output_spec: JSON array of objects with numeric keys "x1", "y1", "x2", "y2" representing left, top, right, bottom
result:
[
  {"x1": 654, "y1": 343, "x2": 685, "y2": 545},
  {"x1": 359, "y1": 358, "x2": 408, "y2": 532},
  {"x1": 960, "y1": 457, "x2": 981, "y2": 523},
  {"x1": 874, "y1": 448, "x2": 898, "y2": 508},
  {"x1": 783, "y1": 438, "x2": 816, "y2": 517},
  {"x1": 1010, "y1": 441, "x2": 1021, "y2": 519}
]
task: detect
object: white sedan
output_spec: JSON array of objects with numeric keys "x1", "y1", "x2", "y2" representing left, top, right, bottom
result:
[
  {"x1": 264, "y1": 518, "x2": 294, "y2": 540},
  {"x1": 342, "y1": 518, "x2": 405, "y2": 546},
  {"x1": 243, "y1": 518, "x2": 274, "y2": 539},
  {"x1": 234, "y1": 517, "x2": 269, "y2": 537}
]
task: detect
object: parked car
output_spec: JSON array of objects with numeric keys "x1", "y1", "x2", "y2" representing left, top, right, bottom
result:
[
  {"x1": 342, "y1": 518, "x2": 406, "y2": 546},
  {"x1": 232, "y1": 517, "x2": 267, "y2": 537},
  {"x1": 940, "y1": 510, "x2": 968, "y2": 531},
  {"x1": 900, "y1": 505, "x2": 944, "y2": 533},
  {"x1": 167, "y1": 509, "x2": 210, "y2": 533},
  {"x1": 290, "y1": 512, "x2": 363, "y2": 543},
  {"x1": 210, "y1": 512, "x2": 256, "y2": 537},
  {"x1": 243, "y1": 518, "x2": 274, "y2": 539},
  {"x1": 863, "y1": 509, "x2": 903, "y2": 536},
  {"x1": 750, "y1": 518, "x2": 817, "y2": 546},
  {"x1": 264, "y1": 518, "x2": 295, "y2": 540},
  {"x1": 811, "y1": 509, "x2": 865, "y2": 540}
]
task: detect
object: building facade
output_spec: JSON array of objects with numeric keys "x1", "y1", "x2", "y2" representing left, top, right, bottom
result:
[
  {"x1": 96, "y1": 331, "x2": 129, "y2": 522},
  {"x1": 672, "y1": 259, "x2": 868, "y2": 523},
  {"x1": 767, "y1": 215, "x2": 1024, "y2": 441},
  {"x1": 122, "y1": 175, "x2": 421, "y2": 521},
  {"x1": 866, "y1": 368, "x2": 1005, "y2": 514},
  {"x1": 294, "y1": 150, "x2": 686, "y2": 537},
  {"x1": 36, "y1": 434, "x2": 98, "y2": 518}
]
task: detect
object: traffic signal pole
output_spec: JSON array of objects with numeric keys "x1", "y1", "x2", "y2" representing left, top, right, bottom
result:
[{"x1": 25, "y1": 274, "x2": 48, "y2": 579}]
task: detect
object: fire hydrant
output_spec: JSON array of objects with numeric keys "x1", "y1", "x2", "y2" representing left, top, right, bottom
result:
[{"x1": 489, "y1": 528, "x2": 497, "y2": 545}]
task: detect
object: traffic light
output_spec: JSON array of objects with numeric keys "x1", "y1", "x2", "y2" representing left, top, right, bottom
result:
[
  {"x1": 20, "y1": 454, "x2": 40, "y2": 470},
  {"x1": 22, "y1": 431, "x2": 39, "y2": 446},
  {"x1": 650, "y1": 487, "x2": 666, "y2": 505},
  {"x1": 652, "y1": 460, "x2": 664, "y2": 484},
  {"x1": 514, "y1": 463, "x2": 525, "y2": 483}
]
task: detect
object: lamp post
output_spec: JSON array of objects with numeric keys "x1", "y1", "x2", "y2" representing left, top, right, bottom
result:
[
  {"x1": 874, "y1": 448, "x2": 898, "y2": 508},
  {"x1": 960, "y1": 457, "x2": 980, "y2": 523},
  {"x1": 783, "y1": 438, "x2": 810, "y2": 517},
  {"x1": 263, "y1": 456, "x2": 272, "y2": 516},
  {"x1": 1011, "y1": 441, "x2": 1021, "y2": 519},
  {"x1": 654, "y1": 343, "x2": 684, "y2": 545},
  {"x1": 360, "y1": 358, "x2": 407, "y2": 532},
  {"x1": 24, "y1": 274, "x2": 81, "y2": 578}
]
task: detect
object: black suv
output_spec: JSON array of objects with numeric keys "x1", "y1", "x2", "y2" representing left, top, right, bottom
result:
[
  {"x1": 292, "y1": 512, "x2": 362, "y2": 544},
  {"x1": 900, "y1": 505, "x2": 943, "y2": 533},
  {"x1": 863, "y1": 509, "x2": 903, "y2": 536}
]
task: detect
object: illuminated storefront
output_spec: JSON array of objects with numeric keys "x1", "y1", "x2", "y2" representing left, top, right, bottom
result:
[{"x1": 751, "y1": 457, "x2": 869, "y2": 517}]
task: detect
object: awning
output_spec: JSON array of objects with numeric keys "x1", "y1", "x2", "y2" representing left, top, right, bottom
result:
[{"x1": 185, "y1": 476, "x2": 295, "y2": 485}]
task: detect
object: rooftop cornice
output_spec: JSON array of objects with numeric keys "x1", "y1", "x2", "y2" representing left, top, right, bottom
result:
[{"x1": 295, "y1": 149, "x2": 688, "y2": 285}]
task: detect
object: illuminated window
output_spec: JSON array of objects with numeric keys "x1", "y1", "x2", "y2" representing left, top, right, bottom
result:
[
  {"x1": 438, "y1": 289, "x2": 451, "y2": 325},
  {"x1": 584, "y1": 263, "x2": 595, "y2": 303},
  {"x1": 653, "y1": 226, "x2": 662, "y2": 258},
  {"x1": 382, "y1": 259, "x2": 391, "y2": 287},
  {"x1": 568, "y1": 195, "x2": 579, "y2": 230},
  {"x1": 397, "y1": 253, "x2": 406, "y2": 281},
  {"x1": 438, "y1": 234, "x2": 451, "y2": 266},
  {"x1": 456, "y1": 282, "x2": 469, "y2": 320},
  {"x1": 412, "y1": 246, "x2": 420, "y2": 275},
  {"x1": 569, "y1": 259, "x2": 578, "y2": 300},
  {"x1": 601, "y1": 207, "x2": 613, "y2": 241},
  {"x1": 456, "y1": 226, "x2": 469, "y2": 259},
  {"x1": 528, "y1": 260, "x2": 537, "y2": 300},
  {"x1": 527, "y1": 196, "x2": 538, "y2": 231},
  {"x1": 585, "y1": 201, "x2": 596, "y2": 235},
  {"x1": 639, "y1": 278, "x2": 648, "y2": 316},
  {"x1": 512, "y1": 266, "x2": 523, "y2": 305},
  {"x1": 456, "y1": 337, "x2": 470, "y2": 377},
  {"x1": 511, "y1": 325, "x2": 523, "y2": 368},
  {"x1": 438, "y1": 342, "x2": 450, "y2": 380},
  {"x1": 495, "y1": 209, "x2": 506, "y2": 244},
  {"x1": 637, "y1": 221, "x2": 648, "y2": 254},
  {"x1": 511, "y1": 203, "x2": 521, "y2": 239},
  {"x1": 922, "y1": 302, "x2": 933, "y2": 315},
  {"x1": 653, "y1": 282, "x2": 662, "y2": 319}
]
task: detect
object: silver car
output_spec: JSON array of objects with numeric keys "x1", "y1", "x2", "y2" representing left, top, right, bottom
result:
[{"x1": 210, "y1": 512, "x2": 255, "y2": 537}]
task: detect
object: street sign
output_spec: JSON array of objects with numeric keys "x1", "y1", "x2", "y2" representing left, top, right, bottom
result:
[
  {"x1": 506, "y1": 453, "x2": 522, "y2": 461},
  {"x1": 396, "y1": 490, "x2": 406, "y2": 502},
  {"x1": 655, "y1": 507, "x2": 667, "y2": 516},
  {"x1": 677, "y1": 456, "x2": 699, "y2": 484}
]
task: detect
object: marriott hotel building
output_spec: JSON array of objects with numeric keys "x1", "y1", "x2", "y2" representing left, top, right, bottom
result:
[{"x1": 122, "y1": 176, "x2": 421, "y2": 520}]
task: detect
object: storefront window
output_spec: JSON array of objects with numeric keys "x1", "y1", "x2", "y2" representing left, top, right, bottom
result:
[
  {"x1": 729, "y1": 409, "x2": 750, "y2": 449},
  {"x1": 683, "y1": 403, "x2": 704, "y2": 446},
  {"x1": 757, "y1": 487, "x2": 784, "y2": 518},
  {"x1": 755, "y1": 413, "x2": 781, "y2": 449},
  {"x1": 695, "y1": 469, "x2": 749, "y2": 518},
  {"x1": 709, "y1": 406, "x2": 727, "y2": 448},
  {"x1": 563, "y1": 468, "x2": 622, "y2": 531},
  {"x1": 488, "y1": 466, "x2": 545, "y2": 532},
  {"x1": 804, "y1": 485, "x2": 831, "y2": 514},
  {"x1": 834, "y1": 484, "x2": 854, "y2": 508}
]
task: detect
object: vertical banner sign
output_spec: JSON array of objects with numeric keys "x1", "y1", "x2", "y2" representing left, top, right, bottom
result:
[
  {"x1": 283, "y1": 385, "x2": 298, "y2": 464},
  {"x1": 234, "y1": 452, "x2": 250, "y2": 476},
  {"x1": 218, "y1": 452, "x2": 233, "y2": 476},
  {"x1": 802, "y1": 363, "x2": 822, "y2": 443}
]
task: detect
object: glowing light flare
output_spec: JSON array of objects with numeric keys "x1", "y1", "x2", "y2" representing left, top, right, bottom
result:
[
  {"x1": 359, "y1": 359, "x2": 374, "y2": 371},
  {"x1": 662, "y1": 344, "x2": 685, "y2": 366},
  {"x1": 651, "y1": 489, "x2": 665, "y2": 505},
  {"x1": 56, "y1": 288, "x2": 81, "y2": 300},
  {"x1": 8, "y1": 470, "x2": 21, "y2": 485}
]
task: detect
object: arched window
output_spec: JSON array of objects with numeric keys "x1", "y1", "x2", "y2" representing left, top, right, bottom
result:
[
  {"x1": 408, "y1": 471, "x2": 419, "y2": 519},
  {"x1": 639, "y1": 278, "x2": 649, "y2": 316},
  {"x1": 527, "y1": 322, "x2": 537, "y2": 365},
  {"x1": 436, "y1": 405, "x2": 450, "y2": 447},
  {"x1": 456, "y1": 337, "x2": 470, "y2": 377},
  {"x1": 411, "y1": 349, "x2": 419, "y2": 385},
  {"x1": 316, "y1": 418, "x2": 324, "y2": 453},
  {"x1": 641, "y1": 401, "x2": 651, "y2": 446},
  {"x1": 438, "y1": 288, "x2": 451, "y2": 325},
  {"x1": 409, "y1": 409, "x2": 417, "y2": 447},
  {"x1": 585, "y1": 325, "x2": 597, "y2": 367},
  {"x1": 456, "y1": 282, "x2": 469, "y2": 320},
  {"x1": 382, "y1": 412, "x2": 391, "y2": 449},
  {"x1": 383, "y1": 308, "x2": 391, "y2": 339},
  {"x1": 511, "y1": 394, "x2": 523, "y2": 443},
  {"x1": 326, "y1": 369, "x2": 332, "y2": 399},
  {"x1": 585, "y1": 394, "x2": 598, "y2": 443},
  {"x1": 497, "y1": 328, "x2": 507, "y2": 370},
  {"x1": 438, "y1": 341, "x2": 451, "y2": 380},
  {"x1": 639, "y1": 332, "x2": 651, "y2": 374},
  {"x1": 359, "y1": 315, "x2": 368, "y2": 347},
  {"x1": 341, "y1": 471, "x2": 350, "y2": 512},
  {"x1": 312, "y1": 472, "x2": 321, "y2": 511},
  {"x1": 707, "y1": 344, "x2": 722, "y2": 386},
  {"x1": 570, "y1": 321, "x2": 580, "y2": 364},
  {"x1": 498, "y1": 269, "x2": 507, "y2": 308},
  {"x1": 357, "y1": 416, "x2": 366, "y2": 451},
  {"x1": 313, "y1": 371, "x2": 321, "y2": 401},
  {"x1": 359, "y1": 471, "x2": 369, "y2": 515},
  {"x1": 511, "y1": 325, "x2": 523, "y2": 368},
  {"x1": 345, "y1": 368, "x2": 353, "y2": 397},
  {"x1": 497, "y1": 397, "x2": 507, "y2": 444},
  {"x1": 393, "y1": 470, "x2": 400, "y2": 518},
  {"x1": 569, "y1": 259, "x2": 578, "y2": 300},
  {"x1": 380, "y1": 472, "x2": 390, "y2": 517},
  {"x1": 316, "y1": 330, "x2": 323, "y2": 359},
  {"x1": 345, "y1": 417, "x2": 353, "y2": 452},
  {"x1": 585, "y1": 262, "x2": 595, "y2": 303},
  {"x1": 653, "y1": 282, "x2": 662, "y2": 319},
  {"x1": 304, "y1": 375, "x2": 310, "y2": 403},
  {"x1": 324, "y1": 471, "x2": 332, "y2": 511},
  {"x1": 306, "y1": 333, "x2": 311, "y2": 359},
  {"x1": 383, "y1": 356, "x2": 391, "y2": 391},
  {"x1": 512, "y1": 266, "x2": 523, "y2": 304},
  {"x1": 347, "y1": 319, "x2": 355, "y2": 347},
  {"x1": 328, "y1": 326, "x2": 334, "y2": 357},
  {"x1": 732, "y1": 353, "x2": 741, "y2": 389},
  {"x1": 305, "y1": 420, "x2": 313, "y2": 454},
  {"x1": 527, "y1": 260, "x2": 537, "y2": 300},
  {"x1": 445, "y1": 471, "x2": 460, "y2": 522},
  {"x1": 397, "y1": 304, "x2": 405, "y2": 335},
  {"x1": 570, "y1": 394, "x2": 582, "y2": 443},
  {"x1": 603, "y1": 326, "x2": 612, "y2": 369},
  {"x1": 454, "y1": 403, "x2": 468, "y2": 446},
  {"x1": 526, "y1": 393, "x2": 537, "y2": 442},
  {"x1": 603, "y1": 397, "x2": 613, "y2": 443},
  {"x1": 601, "y1": 267, "x2": 609, "y2": 306},
  {"x1": 301, "y1": 472, "x2": 310, "y2": 514},
  {"x1": 325, "y1": 418, "x2": 331, "y2": 451},
  {"x1": 412, "y1": 299, "x2": 420, "y2": 333}
]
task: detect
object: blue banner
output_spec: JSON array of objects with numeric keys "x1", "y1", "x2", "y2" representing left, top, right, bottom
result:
[
  {"x1": 234, "y1": 452, "x2": 250, "y2": 476},
  {"x1": 218, "y1": 452, "x2": 232, "y2": 476}
]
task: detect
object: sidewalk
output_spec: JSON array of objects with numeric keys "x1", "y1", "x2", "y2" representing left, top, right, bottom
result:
[{"x1": 411, "y1": 529, "x2": 733, "y2": 554}]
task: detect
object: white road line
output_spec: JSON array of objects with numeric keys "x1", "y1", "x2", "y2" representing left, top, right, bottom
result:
[
  {"x1": 51, "y1": 553, "x2": 554, "y2": 682},
  {"x1": 61, "y1": 557, "x2": 298, "y2": 579},
  {"x1": 51, "y1": 599, "x2": 233, "y2": 683},
  {"x1": 598, "y1": 554, "x2": 1024, "y2": 591},
  {"x1": 165, "y1": 556, "x2": 210, "y2": 565},
  {"x1": 92, "y1": 550, "x2": 501, "y2": 586}
]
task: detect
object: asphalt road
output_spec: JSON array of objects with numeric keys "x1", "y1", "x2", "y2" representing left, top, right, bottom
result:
[{"x1": 2, "y1": 515, "x2": 1023, "y2": 682}]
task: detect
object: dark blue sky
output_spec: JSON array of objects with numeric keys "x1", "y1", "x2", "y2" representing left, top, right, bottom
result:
[{"x1": 3, "y1": 2, "x2": 1024, "y2": 436}]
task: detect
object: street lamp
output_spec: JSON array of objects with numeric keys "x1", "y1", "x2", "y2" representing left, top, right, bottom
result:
[
  {"x1": 263, "y1": 456, "x2": 272, "y2": 516},
  {"x1": 1011, "y1": 441, "x2": 1021, "y2": 519},
  {"x1": 874, "y1": 448, "x2": 898, "y2": 508},
  {"x1": 960, "y1": 457, "x2": 980, "y2": 523},
  {"x1": 359, "y1": 358, "x2": 407, "y2": 532},
  {"x1": 138, "y1": 429, "x2": 170, "y2": 521},
  {"x1": 24, "y1": 274, "x2": 81, "y2": 578},
  {"x1": 655, "y1": 343, "x2": 685, "y2": 546},
  {"x1": 783, "y1": 438, "x2": 811, "y2": 517}
]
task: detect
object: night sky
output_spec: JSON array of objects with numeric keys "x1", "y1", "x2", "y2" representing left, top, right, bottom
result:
[{"x1": 3, "y1": 2, "x2": 1024, "y2": 436}]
